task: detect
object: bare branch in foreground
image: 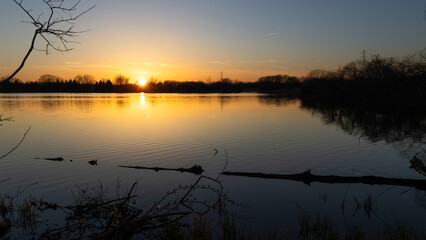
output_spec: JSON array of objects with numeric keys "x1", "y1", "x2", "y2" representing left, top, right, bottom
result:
[
  {"x1": 5, "y1": 0, "x2": 95, "y2": 82},
  {"x1": 28, "y1": 175, "x2": 229, "y2": 239},
  {"x1": 0, "y1": 126, "x2": 31, "y2": 160}
]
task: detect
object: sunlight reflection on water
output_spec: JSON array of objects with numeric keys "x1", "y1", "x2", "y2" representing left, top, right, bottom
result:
[{"x1": 140, "y1": 92, "x2": 145, "y2": 106}]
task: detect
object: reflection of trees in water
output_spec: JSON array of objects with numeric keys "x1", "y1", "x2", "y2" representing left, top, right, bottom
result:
[
  {"x1": 0, "y1": 96, "x2": 132, "y2": 111},
  {"x1": 257, "y1": 95, "x2": 298, "y2": 107},
  {"x1": 300, "y1": 101, "x2": 426, "y2": 159},
  {"x1": 115, "y1": 97, "x2": 130, "y2": 108},
  {"x1": 143, "y1": 95, "x2": 243, "y2": 108},
  {"x1": 0, "y1": 98, "x2": 25, "y2": 110},
  {"x1": 301, "y1": 101, "x2": 426, "y2": 210},
  {"x1": 415, "y1": 190, "x2": 426, "y2": 209},
  {"x1": 394, "y1": 140, "x2": 426, "y2": 161},
  {"x1": 40, "y1": 99, "x2": 97, "y2": 111}
]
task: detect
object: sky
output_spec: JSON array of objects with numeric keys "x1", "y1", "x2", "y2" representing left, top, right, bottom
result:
[{"x1": 1, "y1": 0, "x2": 425, "y2": 83}]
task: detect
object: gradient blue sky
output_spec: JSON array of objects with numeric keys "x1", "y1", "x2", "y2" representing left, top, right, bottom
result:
[{"x1": 1, "y1": 0, "x2": 425, "y2": 82}]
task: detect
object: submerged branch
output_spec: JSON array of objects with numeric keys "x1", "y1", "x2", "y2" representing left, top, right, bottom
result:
[
  {"x1": 0, "y1": 114, "x2": 14, "y2": 126},
  {"x1": 43, "y1": 157, "x2": 64, "y2": 161},
  {"x1": 118, "y1": 165, "x2": 204, "y2": 175},
  {"x1": 0, "y1": 126, "x2": 31, "y2": 160},
  {"x1": 410, "y1": 156, "x2": 426, "y2": 176},
  {"x1": 222, "y1": 169, "x2": 426, "y2": 191}
]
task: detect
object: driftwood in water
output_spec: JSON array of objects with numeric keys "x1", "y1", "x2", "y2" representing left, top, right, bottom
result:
[
  {"x1": 222, "y1": 169, "x2": 426, "y2": 190},
  {"x1": 44, "y1": 157, "x2": 64, "y2": 161},
  {"x1": 119, "y1": 164, "x2": 204, "y2": 175},
  {"x1": 410, "y1": 156, "x2": 426, "y2": 176}
]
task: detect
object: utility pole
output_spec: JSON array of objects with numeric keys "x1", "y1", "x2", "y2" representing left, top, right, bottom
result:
[{"x1": 220, "y1": 71, "x2": 223, "y2": 82}]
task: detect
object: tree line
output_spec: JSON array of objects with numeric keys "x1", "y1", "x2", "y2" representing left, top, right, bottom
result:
[
  {"x1": 0, "y1": 74, "x2": 138, "y2": 93},
  {"x1": 0, "y1": 73, "x2": 302, "y2": 93},
  {"x1": 301, "y1": 50, "x2": 426, "y2": 109},
  {"x1": 1, "y1": 50, "x2": 426, "y2": 108}
]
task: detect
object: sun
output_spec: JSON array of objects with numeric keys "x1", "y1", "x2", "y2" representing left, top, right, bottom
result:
[{"x1": 138, "y1": 79, "x2": 147, "y2": 86}]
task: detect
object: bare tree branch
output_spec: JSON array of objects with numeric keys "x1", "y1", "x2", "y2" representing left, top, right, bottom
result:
[
  {"x1": 0, "y1": 126, "x2": 31, "y2": 160},
  {"x1": 4, "y1": 0, "x2": 95, "y2": 82},
  {"x1": 0, "y1": 114, "x2": 14, "y2": 126}
]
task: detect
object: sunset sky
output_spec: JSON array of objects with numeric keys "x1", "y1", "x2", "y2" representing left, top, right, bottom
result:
[{"x1": 1, "y1": 0, "x2": 425, "y2": 83}]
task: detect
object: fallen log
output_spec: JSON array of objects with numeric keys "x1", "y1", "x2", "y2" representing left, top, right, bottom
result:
[
  {"x1": 222, "y1": 169, "x2": 426, "y2": 191},
  {"x1": 118, "y1": 164, "x2": 204, "y2": 175},
  {"x1": 44, "y1": 157, "x2": 64, "y2": 161},
  {"x1": 410, "y1": 156, "x2": 426, "y2": 177}
]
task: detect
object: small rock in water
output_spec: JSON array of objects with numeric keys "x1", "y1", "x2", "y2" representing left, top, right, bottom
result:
[
  {"x1": 189, "y1": 165, "x2": 204, "y2": 175},
  {"x1": 88, "y1": 160, "x2": 98, "y2": 165}
]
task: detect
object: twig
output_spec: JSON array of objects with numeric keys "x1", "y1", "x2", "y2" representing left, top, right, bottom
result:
[
  {"x1": 341, "y1": 170, "x2": 354, "y2": 228},
  {"x1": 217, "y1": 148, "x2": 229, "y2": 180},
  {"x1": 358, "y1": 132, "x2": 364, "y2": 146},
  {"x1": 0, "y1": 177, "x2": 10, "y2": 184},
  {"x1": 373, "y1": 186, "x2": 393, "y2": 202},
  {"x1": 399, "y1": 187, "x2": 414, "y2": 194},
  {"x1": 14, "y1": 182, "x2": 38, "y2": 198},
  {"x1": 0, "y1": 125, "x2": 31, "y2": 160},
  {"x1": 0, "y1": 114, "x2": 14, "y2": 126}
]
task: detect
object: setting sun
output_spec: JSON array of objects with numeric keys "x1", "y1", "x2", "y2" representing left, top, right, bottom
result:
[{"x1": 138, "y1": 79, "x2": 148, "y2": 86}]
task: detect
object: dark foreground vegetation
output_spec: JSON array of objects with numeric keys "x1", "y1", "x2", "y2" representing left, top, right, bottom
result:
[{"x1": 1, "y1": 178, "x2": 425, "y2": 240}]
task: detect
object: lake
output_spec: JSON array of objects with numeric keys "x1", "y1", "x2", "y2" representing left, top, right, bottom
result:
[{"x1": 0, "y1": 93, "x2": 425, "y2": 238}]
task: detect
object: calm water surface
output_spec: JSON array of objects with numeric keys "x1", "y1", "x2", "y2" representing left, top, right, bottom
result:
[{"x1": 0, "y1": 93, "x2": 425, "y2": 237}]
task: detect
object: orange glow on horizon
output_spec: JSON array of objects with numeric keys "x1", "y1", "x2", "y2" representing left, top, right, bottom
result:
[{"x1": 138, "y1": 79, "x2": 148, "y2": 86}]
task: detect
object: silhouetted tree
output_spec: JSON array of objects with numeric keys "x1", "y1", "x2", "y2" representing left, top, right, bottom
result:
[
  {"x1": 105, "y1": 80, "x2": 113, "y2": 87},
  {"x1": 258, "y1": 74, "x2": 286, "y2": 84},
  {"x1": 3, "y1": 0, "x2": 94, "y2": 82},
  {"x1": 114, "y1": 75, "x2": 130, "y2": 85},
  {"x1": 220, "y1": 77, "x2": 233, "y2": 84},
  {"x1": 38, "y1": 74, "x2": 63, "y2": 83},
  {"x1": 337, "y1": 61, "x2": 363, "y2": 80},
  {"x1": 363, "y1": 55, "x2": 398, "y2": 80},
  {"x1": 399, "y1": 49, "x2": 426, "y2": 77},
  {"x1": 307, "y1": 69, "x2": 333, "y2": 79},
  {"x1": 256, "y1": 74, "x2": 300, "y2": 91},
  {"x1": 0, "y1": 76, "x2": 21, "y2": 83},
  {"x1": 74, "y1": 74, "x2": 96, "y2": 84},
  {"x1": 283, "y1": 76, "x2": 301, "y2": 88}
]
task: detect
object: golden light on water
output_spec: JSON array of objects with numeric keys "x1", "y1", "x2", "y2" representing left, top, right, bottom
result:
[{"x1": 140, "y1": 92, "x2": 146, "y2": 105}]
